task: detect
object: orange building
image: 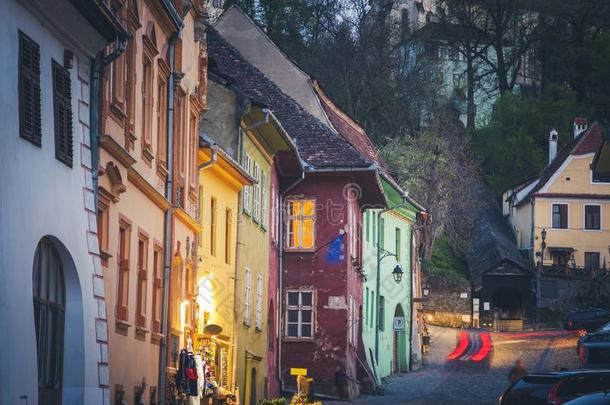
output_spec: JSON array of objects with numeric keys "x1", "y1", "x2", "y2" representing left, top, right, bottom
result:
[{"x1": 96, "y1": 1, "x2": 206, "y2": 403}]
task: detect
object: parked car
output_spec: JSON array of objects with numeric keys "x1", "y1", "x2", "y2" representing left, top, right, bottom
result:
[
  {"x1": 563, "y1": 392, "x2": 610, "y2": 404},
  {"x1": 577, "y1": 327, "x2": 610, "y2": 368},
  {"x1": 565, "y1": 309, "x2": 610, "y2": 332},
  {"x1": 499, "y1": 370, "x2": 610, "y2": 405}
]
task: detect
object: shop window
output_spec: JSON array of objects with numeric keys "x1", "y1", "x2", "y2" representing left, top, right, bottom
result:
[
  {"x1": 136, "y1": 232, "x2": 148, "y2": 328},
  {"x1": 52, "y1": 60, "x2": 73, "y2": 167},
  {"x1": 244, "y1": 268, "x2": 252, "y2": 325},
  {"x1": 552, "y1": 203, "x2": 568, "y2": 229},
  {"x1": 152, "y1": 244, "x2": 163, "y2": 333},
  {"x1": 585, "y1": 205, "x2": 601, "y2": 230},
  {"x1": 18, "y1": 31, "x2": 41, "y2": 146},
  {"x1": 285, "y1": 290, "x2": 314, "y2": 339},
  {"x1": 286, "y1": 199, "x2": 316, "y2": 250},
  {"x1": 117, "y1": 218, "x2": 131, "y2": 321}
]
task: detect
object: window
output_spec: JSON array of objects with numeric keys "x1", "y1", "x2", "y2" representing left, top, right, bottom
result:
[
  {"x1": 136, "y1": 232, "x2": 148, "y2": 328},
  {"x1": 210, "y1": 197, "x2": 217, "y2": 256},
  {"x1": 287, "y1": 199, "x2": 316, "y2": 249},
  {"x1": 152, "y1": 244, "x2": 163, "y2": 333},
  {"x1": 348, "y1": 294, "x2": 358, "y2": 346},
  {"x1": 379, "y1": 296, "x2": 385, "y2": 331},
  {"x1": 395, "y1": 228, "x2": 402, "y2": 262},
  {"x1": 366, "y1": 212, "x2": 370, "y2": 242},
  {"x1": 33, "y1": 238, "x2": 65, "y2": 403},
  {"x1": 552, "y1": 204, "x2": 568, "y2": 229},
  {"x1": 174, "y1": 89, "x2": 187, "y2": 180},
  {"x1": 225, "y1": 209, "x2": 232, "y2": 264},
  {"x1": 256, "y1": 275, "x2": 263, "y2": 329},
  {"x1": 370, "y1": 291, "x2": 375, "y2": 329},
  {"x1": 270, "y1": 184, "x2": 278, "y2": 242},
  {"x1": 261, "y1": 172, "x2": 268, "y2": 228},
  {"x1": 189, "y1": 110, "x2": 198, "y2": 193},
  {"x1": 98, "y1": 196, "x2": 110, "y2": 266},
  {"x1": 244, "y1": 269, "x2": 251, "y2": 325},
  {"x1": 585, "y1": 252, "x2": 600, "y2": 270},
  {"x1": 585, "y1": 205, "x2": 601, "y2": 230},
  {"x1": 286, "y1": 290, "x2": 314, "y2": 338},
  {"x1": 253, "y1": 163, "x2": 261, "y2": 222},
  {"x1": 156, "y1": 60, "x2": 169, "y2": 172},
  {"x1": 125, "y1": 36, "x2": 136, "y2": 148},
  {"x1": 349, "y1": 203, "x2": 357, "y2": 258},
  {"x1": 365, "y1": 287, "x2": 369, "y2": 328},
  {"x1": 52, "y1": 60, "x2": 73, "y2": 167},
  {"x1": 141, "y1": 54, "x2": 153, "y2": 163},
  {"x1": 379, "y1": 217, "x2": 385, "y2": 249},
  {"x1": 18, "y1": 31, "x2": 41, "y2": 146},
  {"x1": 117, "y1": 219, "x2": 131, "y2": 321},
  {"x1": 243, "y1": 154, "x2": 252, "y2": 214}
]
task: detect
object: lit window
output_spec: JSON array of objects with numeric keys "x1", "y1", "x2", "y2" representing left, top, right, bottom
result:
[{"x1": 287, "y1": 199, "x2": 316, "y2": 249}]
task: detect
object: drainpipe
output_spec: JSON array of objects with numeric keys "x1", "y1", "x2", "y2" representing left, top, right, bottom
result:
[
  {"x1": 198, "y1": 145, "x2": 218, "y2": 170},
  {"x1": 91, "y1": 36, "x2": 127, "y2": 213},
  {"x1": 158, "y1": 33, "x2": 177, "y2": 404},
  {"x1": 278, "y1": 172, "x2": 305, "y2": 393}
]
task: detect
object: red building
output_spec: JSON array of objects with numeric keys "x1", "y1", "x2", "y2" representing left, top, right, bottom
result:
[{"x1": 206, "y1": 27, "x2": 386, "y2": 399}]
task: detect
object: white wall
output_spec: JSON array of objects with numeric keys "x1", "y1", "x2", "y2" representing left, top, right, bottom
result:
[{"x1": 0, "y1": 1, "x2": 108, "y2": 404}]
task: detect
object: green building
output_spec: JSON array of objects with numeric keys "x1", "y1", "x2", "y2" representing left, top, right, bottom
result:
[{"x1": 362, "y1": 177, "x2": 421, "y2": 384}]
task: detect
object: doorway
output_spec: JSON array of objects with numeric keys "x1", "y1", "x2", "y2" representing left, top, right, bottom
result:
[{"x1": 250, "y1": 368, "x2": 257, "y2": 405}]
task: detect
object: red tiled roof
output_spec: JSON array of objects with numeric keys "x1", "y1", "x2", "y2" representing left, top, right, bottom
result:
[
  {"x1": 534, "y1": 193, "x2": 610, "y2": 200},
  {"x1": 574, "y1": 117, "x2": 588, "y2": 125},
  {"x1": 573, "y1": 122, "x2": 604, "y2": 155}
]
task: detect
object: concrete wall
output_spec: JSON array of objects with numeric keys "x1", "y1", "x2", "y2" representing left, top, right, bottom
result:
[{"x1": 0, "y1": 1, "x2": 110, "y2": 403}]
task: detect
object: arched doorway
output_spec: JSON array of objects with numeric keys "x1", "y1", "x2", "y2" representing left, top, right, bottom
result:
[
  {"x1": 33, "y1": 236, "x2": 85, "y2": 404},
  {"x1": 249, "y1": 367, "x2": 257, "y2": 405},
  {"x1": 492, "y1": 288, "x2": 523, "y2": 331},
  {"x1": 33, "y1": 238, "x2": 66, "y2": 405},
  {"x1": 393, "y1": 305, "x2": 407, "y2": 374}
]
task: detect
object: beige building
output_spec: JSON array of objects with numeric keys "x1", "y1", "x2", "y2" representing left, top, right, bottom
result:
[
  {"x1": 504, "y1": 120, "x2": 610, "y2": 273},
  {"x1": 97, "y1": 1, "x2": 205, "y2": 403}
]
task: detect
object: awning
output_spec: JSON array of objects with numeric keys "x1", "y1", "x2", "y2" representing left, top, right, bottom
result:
[{"x1": 548, "y1": 247, "x2": 575, "y2": 254}]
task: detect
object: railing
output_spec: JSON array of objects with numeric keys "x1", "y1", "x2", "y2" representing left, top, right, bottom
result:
[{"x1": 541, "y1": 264, "x2": 610, "y2": 280}]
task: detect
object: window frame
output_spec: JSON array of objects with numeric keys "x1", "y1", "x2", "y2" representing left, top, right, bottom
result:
[
  {"x1": 284, "y1": 289, "x2": 315, "y2": 340},
  {"x1": 252, "y1": 162, "x2": 261, "y2": 223},
  {"x1": 210, "y1": 197, "x2": 217, "y2": 256},
  {"x1": 286, "y1": 199, "x2": 317, "y2": 251},
  {"x1": 152, "y1": 242, "x2": 163, "y2": 334},
  {"x1": 225, "y1": 208, "x2": 232, "y2": 264},
  {"x1": 261, "y1": 171, "x2": 268, "y2": 229},
  {"x1": 552, "y1": 203, "x2": 569, "y2": 229},
  {"x1": 18, "y1": 30, "x2": 42, "y2": 146},
  {"x1": 52, "y1": 60, "x2": 73, "y2": 168},
  {"x1": 585, "y1": 252, "x2": 600, "y2": 271},
  {"x1": 156, "y1": 58, "x2": 170, "y2": 177},
  {"x1": 117, "y1": 216, "x2": 132, "y2": 322},
  {"x1": 255, "y1": 274, "x2": 263, "y2": 330},
  {"x1": 242, "y1": 154, "x2": 252, "y2": 215},
  {"x1": 97, "y1": 194, "x2": 111, "y2": 267},
  {"x1": 395, "y1": 227, "x2": 402, "y2": 262},
  {"x1": 244, "y1": 268, "x2": 252, "y2": 326},
  {"x1": 136, "y1": 230, "x2": 149, "y2": 329},
  {"x1": 584, "y1": 204, "x2": 601, "y2": 231}
]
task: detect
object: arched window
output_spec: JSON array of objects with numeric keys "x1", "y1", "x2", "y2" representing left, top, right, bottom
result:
[{"x1": 33, "y1": 238, "x2": 65, "y2": 405}]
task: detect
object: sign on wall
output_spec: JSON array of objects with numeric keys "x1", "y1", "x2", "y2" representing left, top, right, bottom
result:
[{"x1": 393, "y1": 316, "x2": 405, "y2": 331}]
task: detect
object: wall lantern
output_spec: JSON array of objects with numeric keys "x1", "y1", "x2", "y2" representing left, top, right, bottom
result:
[
  {"x1": 422, "y1": 284, "x2": 430, "y2": 297},
  {"x1": 392, "y1": 264, "x2": 404, "y2": 284}
]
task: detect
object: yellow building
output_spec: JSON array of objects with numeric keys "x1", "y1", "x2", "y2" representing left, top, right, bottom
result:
[
  {"x1": 504, "y1": 121, "x2": 610, "y2": 271},
  {"x1": 195, "y1": 137, "x2": 253, "y2": 399}
]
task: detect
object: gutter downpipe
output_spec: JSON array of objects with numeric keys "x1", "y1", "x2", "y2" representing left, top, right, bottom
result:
[
  {"x1": 158, "y1": 33, "x2": 177, "y2": 404},
  {"x1": 91, "y1": 36, "x2": 127, "y2": 214},
  {"x1": 278, "y1": 171, "x2": 305, "y2": 394},
  {"x1": 198, "y1": 145, "x2": 218, "y2": 171}
]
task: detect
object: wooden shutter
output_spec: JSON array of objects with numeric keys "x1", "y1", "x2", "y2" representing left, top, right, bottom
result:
[
  {"x1": 52, "y1": 60, "x2": 73, "y2": 167},
  {"x1": 19, "y1": 31, "x2": 42, "y2": 146}
]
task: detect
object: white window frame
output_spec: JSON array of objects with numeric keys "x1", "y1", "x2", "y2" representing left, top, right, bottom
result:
[
  {"x1": 285, "y1": 290, "x2": 314, "y2": 339},
  {"x1": 244, "y1": 268, "x2": 252, "y2": 325},
  {"x1": 551, "y1": 202, "x2": 569, "y2": 230},
  {"x1": 583, "y1": 204, "x2": 602, "y2": 231},
  {"x1": 261, "y1": 172, "x2": 268, "y2": 229},
  {"x1": 255, "y1": 275, "x2": 263, "y2": 329},
  {"x1": 286, "y1": 199, "x2": 316, "y2": 250},
  {"x1": 252, "y1": 163, "x2": 261, "y2": 223},
  {"x1": 243, "y1": 154, "x2": 252, "y2": 214}
]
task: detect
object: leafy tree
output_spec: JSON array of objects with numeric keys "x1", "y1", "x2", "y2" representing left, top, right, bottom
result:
[{"x1": 472, "y1": 85, "x2": 585, "y2": 194}]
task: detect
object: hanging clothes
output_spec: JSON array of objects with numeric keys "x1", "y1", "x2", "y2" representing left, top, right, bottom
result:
[
  {"x1": 195, "y1": 353, "x2": 205, "y2": 398},
  {"x1": 177, "y1": 349, "x2": 199, "y2": 397}
]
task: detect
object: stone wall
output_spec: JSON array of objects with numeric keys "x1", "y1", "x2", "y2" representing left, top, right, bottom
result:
[{"x1": 423, "y1": 280, "x2": 472, "y2": 328}]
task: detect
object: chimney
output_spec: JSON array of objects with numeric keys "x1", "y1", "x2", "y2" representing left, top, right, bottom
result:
[
  {"x1": 573, "y1": 117, "x2": 588, "y2": 138},
  {"x1": 549, "y1": 128, "x2": 558, "y2": 163}
]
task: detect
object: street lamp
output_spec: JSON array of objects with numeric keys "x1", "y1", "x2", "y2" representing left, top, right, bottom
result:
[{"x1": 392, "y1": 264, "x2": 404, "y2": 284}]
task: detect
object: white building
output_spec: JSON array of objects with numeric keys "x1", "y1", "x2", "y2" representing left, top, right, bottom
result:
[{"x1": 0, "y1": 1, "x2": 124, "y2": 404}]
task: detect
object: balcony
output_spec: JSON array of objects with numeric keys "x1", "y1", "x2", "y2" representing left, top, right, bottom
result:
[{"x1": 541, "y1": 264, "x2": 609, "y2": 280}]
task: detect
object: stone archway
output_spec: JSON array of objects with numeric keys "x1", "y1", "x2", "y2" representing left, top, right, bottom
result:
[{"x1": 33, "y1": 236, "x2": 85, "y2": 404}]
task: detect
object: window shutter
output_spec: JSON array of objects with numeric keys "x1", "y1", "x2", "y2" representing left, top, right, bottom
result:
[
  {"x1": 52, "y1": 60, "x2": 73, "y2": 167},
  {"x1": 18, "y1": 31, "x2": 42, "y2": 146}
]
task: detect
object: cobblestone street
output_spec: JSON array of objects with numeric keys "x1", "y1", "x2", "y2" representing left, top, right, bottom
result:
[{"x1": 327, "y1": 326, "x2": 581, "y2": 405}]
